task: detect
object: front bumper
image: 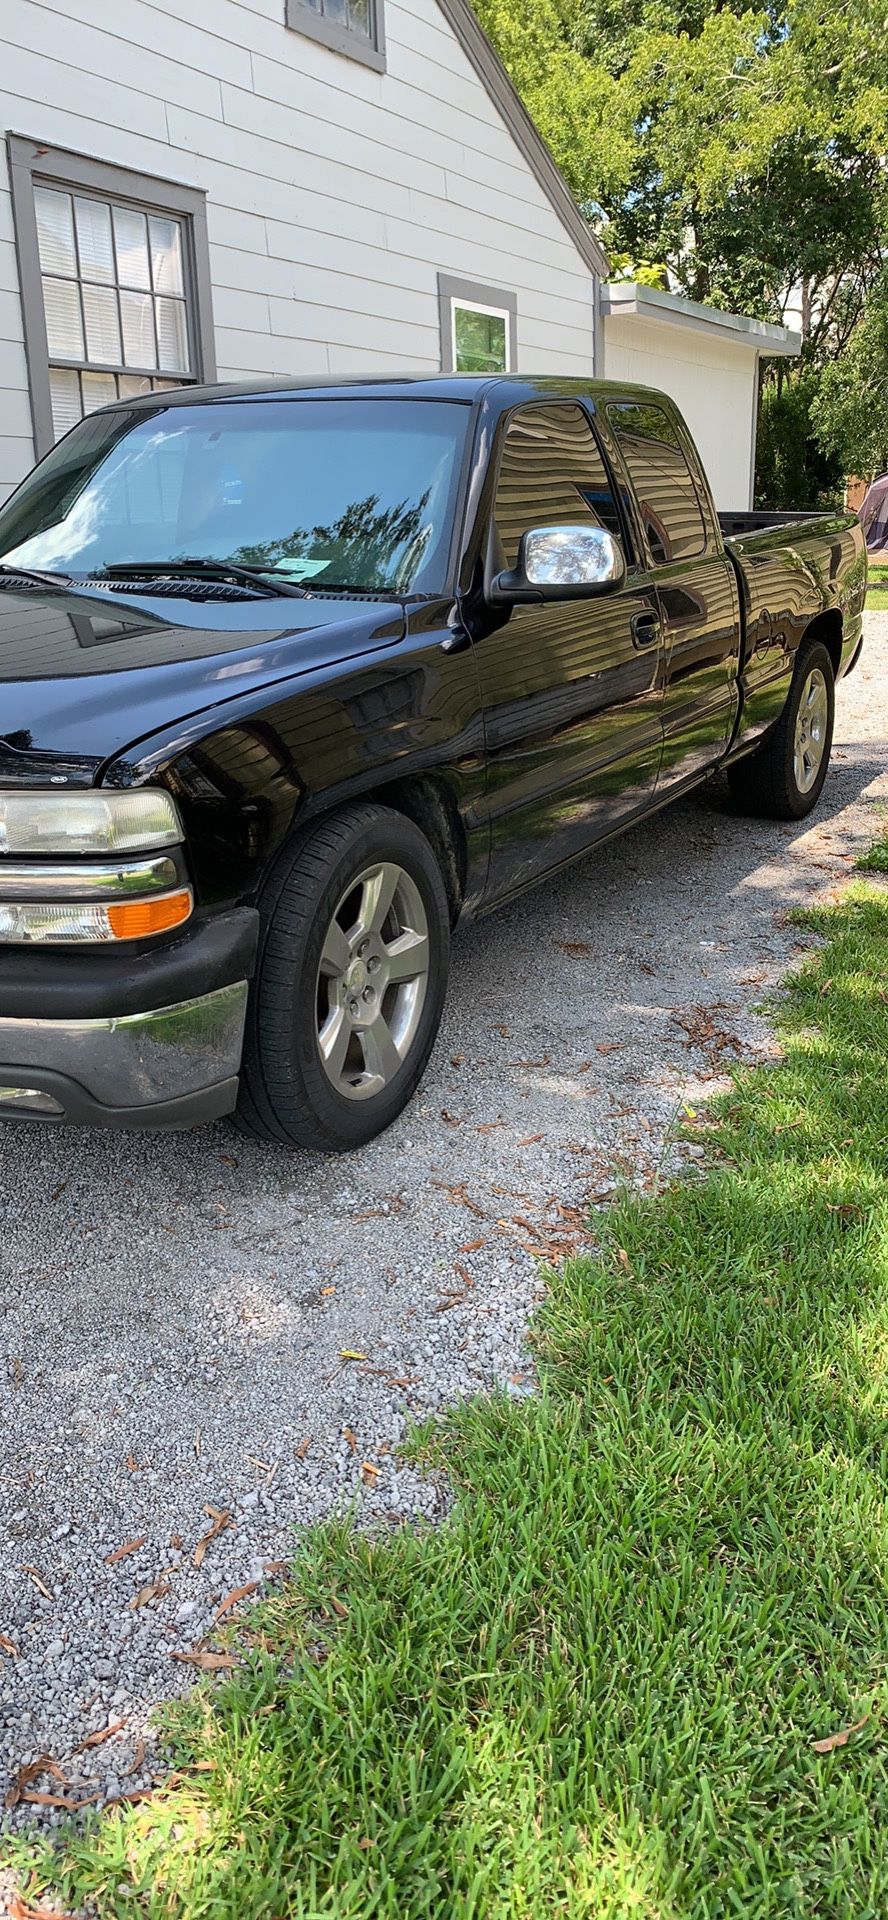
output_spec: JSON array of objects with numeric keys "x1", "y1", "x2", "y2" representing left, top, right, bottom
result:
[{"x1": 0, "y1": 907, "x2": 258, "y2": 1129}]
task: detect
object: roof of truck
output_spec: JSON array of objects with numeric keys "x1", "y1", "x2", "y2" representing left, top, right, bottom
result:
[{"x1": 98, "y1": 373, "x2": 671, "y2": 414}]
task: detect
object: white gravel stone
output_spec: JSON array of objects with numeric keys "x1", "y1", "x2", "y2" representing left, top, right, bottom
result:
[{"x1": 1, "y1": 621, "x2": 887, "y2": 1834}]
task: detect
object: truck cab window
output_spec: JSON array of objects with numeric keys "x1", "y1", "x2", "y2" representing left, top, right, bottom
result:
[
  {"x1": 607, "y1": 401, "x2": 707, "y2": 564},
  {"x1": 493, "y1": 403, "x2": 625, "y2": 568}
]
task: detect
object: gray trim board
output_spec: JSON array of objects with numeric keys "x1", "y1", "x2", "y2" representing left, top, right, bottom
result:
[
  {"x1": 6, "y1": 133, "x2": 217, "y2": 460},
  {"x1": 435, "y1": 0, "x2": 608, "y2": 287},
  {"x1": 438, "y1": 273, "x2": 517, "y2": 372},
  {"x1": 285, "y1": 0, "x2": 386, "y2": 71},
  {"x1": 747, "y1": 350, "x2": 760, "y2": 510},
  {"x1": 591, "y1": 281, "x2": 601, "y2": 378}
]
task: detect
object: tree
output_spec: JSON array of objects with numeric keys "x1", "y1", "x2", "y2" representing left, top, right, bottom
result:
[
  {"x1": 471, "y1": 0, "x2": 888, "y2": 496},
  {"x1": 755, "y1": 377, "x2": 844, "y2": 510},
  {"x1": 810, "y1": 272, "x2": 888, "y2": 479},
  {"x1": 474, "y1": 0, "x2": 885, "y2": 327}
]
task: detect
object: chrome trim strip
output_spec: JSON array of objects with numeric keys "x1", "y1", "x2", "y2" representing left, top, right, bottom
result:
[
  {"x1": 0, "y1": 1085, "x2": 64, "y2": 1115},
  {"x1": 0, "y1": 980, "x2": 248, "y2": 1106},
  {"x1": 0, "y1": 853, "x2": 179, "y2": 901}
]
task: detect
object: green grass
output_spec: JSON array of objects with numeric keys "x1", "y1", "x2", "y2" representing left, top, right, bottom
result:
[
  {"x1": 856, "y1": 815, "x2": 888, "y2": 873},
  {"x1": 864, "y1": 562, "x2": 888, "y2": 610},
  {"x1": 8, "y1": 882, "x2": 888, "y2": 1918}
]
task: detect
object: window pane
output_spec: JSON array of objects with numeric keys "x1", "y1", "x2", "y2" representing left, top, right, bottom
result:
[
  {"x1": 42, "y1": 276, "x2": 85, "y2": 359},
  {"x1": 81, "y1": 370, "x2": 119, "y2": 414},
  {"x1": 454, "y1": 305, "x2": 507, "y2": 374},
  {"x1": 347, "y1": 0, "x2": 371, "y2": 34},
  {"x1": 113, "y1": 206, "x2": 151, "y2": 290},
  {"x1": 324, "y1": 0, "x2": 348, "y2": 22},
  {"x1": 606, "y1": 402, "x2": 706, "y2": 563},
  {"x1": 493, "y1": 403, "x2": 622, "y2": 568},
  {"x1": 148, "y1": 215, "x2": 184, "y2": 295},
  {"x1": 74, "y1": 196, "x2": 115, "y2": 284},
  {"x1": 49, "y1": 367, "x2": 82, "y2": 439},
  {"x1": 33, "y1": 180, "x2": 197, "y2": 444},
  {"x1": 120, "y1": 289, "x2": 157, "y2": 368},
  {"x1": 82, "y1": 284, "x2": 122, "y2": 365},
  {"x1": 155, "y1": 296, "x2": 189, "y2": 373},
  {"x1": 35, "y1": 188, "x2": 76, "y2": 276}
]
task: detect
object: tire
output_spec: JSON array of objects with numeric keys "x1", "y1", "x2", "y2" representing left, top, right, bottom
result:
[
  {"x1": 236, "y1": 803, "x2": 450, "y2": 1151},
  {"x1": 727, "y1": 638, "x2": 835, "y2": 821}
]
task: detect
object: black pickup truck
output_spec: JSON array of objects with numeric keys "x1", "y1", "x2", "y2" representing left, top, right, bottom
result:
[{"x1": 0, "y1": 376, "x2": 866, "y2": 1149}]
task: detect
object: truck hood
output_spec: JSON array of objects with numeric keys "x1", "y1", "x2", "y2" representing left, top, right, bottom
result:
[{"x1": 0, "y1": 583, "x2": 405, "y2": 787}]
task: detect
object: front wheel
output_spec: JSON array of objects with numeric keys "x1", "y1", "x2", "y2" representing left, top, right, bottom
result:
[
  {"x1": 727, "y1": 638, "x2": 835, "y2": 821},
  {"x1": 237, "y1": 803, "x2": 451, "y2": 1151}
]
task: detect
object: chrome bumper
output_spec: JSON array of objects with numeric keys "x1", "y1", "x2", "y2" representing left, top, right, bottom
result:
[{"x1": 0, "y1": 980, "x2": 248, "y2": 1128}]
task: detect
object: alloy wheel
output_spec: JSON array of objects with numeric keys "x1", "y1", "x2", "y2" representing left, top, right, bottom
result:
[
  {"x1": 793, "y1": 666, "x2": 829, "y2": 794},
  {"x1": 315, "y1": 862, "x2": 430, "y2": 1100}
]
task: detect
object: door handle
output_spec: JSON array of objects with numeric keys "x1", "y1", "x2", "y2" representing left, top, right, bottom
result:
[{"x1": 631, "y1": 611, "x2": 661, "y2": 648}]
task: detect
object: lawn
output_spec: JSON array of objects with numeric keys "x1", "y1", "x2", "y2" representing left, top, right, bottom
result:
[
  {"x1": 865, "y1": 562, "x2": 888, "y2": 610},
  {"x1": 8, "y1": 856, "x2": 888, "y2": 1918}
]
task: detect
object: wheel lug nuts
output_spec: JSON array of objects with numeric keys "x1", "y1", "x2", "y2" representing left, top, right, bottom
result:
[
  {"x1": 348, "y1": 998, "x2": 359, "y2": 1016},
  {"x1": 367, "y1": 956, "x2": 379, "y2": 974},
  {"x1": 359, "y1": 940, "x2": 370, "y2": 957},
  {"x1": 362, "y1": 986, "x2": 374, "y2": 1003}
]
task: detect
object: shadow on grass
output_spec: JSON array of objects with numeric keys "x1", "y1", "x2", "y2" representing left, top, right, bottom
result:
[{"x1": 8, "y1": 889, "x2": 888, "y2": 1918}]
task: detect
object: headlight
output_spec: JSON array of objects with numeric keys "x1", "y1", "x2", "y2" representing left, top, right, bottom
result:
[{"x1": 0, "y1": 788, "x2": 183, "y2": 855}]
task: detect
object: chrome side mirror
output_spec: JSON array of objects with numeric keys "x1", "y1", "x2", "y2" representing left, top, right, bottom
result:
[{"x1": 487, "y1": 524, "x2": 626, "y2": 605}]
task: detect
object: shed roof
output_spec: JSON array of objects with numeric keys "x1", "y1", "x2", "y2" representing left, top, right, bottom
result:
[{"x1": 601, "y1": 281, "x2": 801, "y2": 355}]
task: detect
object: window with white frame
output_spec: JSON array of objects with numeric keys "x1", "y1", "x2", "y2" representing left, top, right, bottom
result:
[
  {"x1": 8, "y1": 138, "x2": 216, "y2": 457},
  {"x1": 453, "y1": 301, "x2": 511, "y2": 373},
  {"x1": 437, "y1": 274, "x2": 517, "y2": 375}
]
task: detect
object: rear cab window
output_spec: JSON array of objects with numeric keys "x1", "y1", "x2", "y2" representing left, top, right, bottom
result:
[{"x1": 606, "y1": 401, "x2": 708, "y2": 565}]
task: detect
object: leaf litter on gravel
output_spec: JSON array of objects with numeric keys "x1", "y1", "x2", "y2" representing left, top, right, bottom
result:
[
  {"x1": 5, "y1": 1758, "x2": 68, "y2": 1810},
  {"x1": 104, "y1": 1536, "x2": 146, "y2": 1565},
  {"x1": 193, "y1": 1505, "x2": 232, "y2": 1568},
  {"x1": 72, "y1": 1722, "x2": 125, "y2": 1755}
]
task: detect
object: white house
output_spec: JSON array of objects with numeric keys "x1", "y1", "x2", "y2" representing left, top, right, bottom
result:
[{"x1": 0, "y1": 0, "x2": 798, "y2": 509}]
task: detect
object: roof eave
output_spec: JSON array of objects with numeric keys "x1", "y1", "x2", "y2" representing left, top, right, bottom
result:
[{"x1": 600, "y1": 281, "x2": 801, "y2": 356}]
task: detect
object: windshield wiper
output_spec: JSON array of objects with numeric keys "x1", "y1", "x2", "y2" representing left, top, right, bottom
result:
[
  {"x1": 0, "y1": 562, "x2": 71, "y2": 587},
  {"x1": 93, "y1": 558, "x2": 311, "y2": 599}
]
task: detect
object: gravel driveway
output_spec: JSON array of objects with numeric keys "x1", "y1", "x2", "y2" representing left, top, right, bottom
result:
[{"x1": 2, "y1": 618, "x2": 887, "y2": 1827}]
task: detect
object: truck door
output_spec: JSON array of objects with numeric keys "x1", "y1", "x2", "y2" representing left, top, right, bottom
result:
[
  {"x1": 474, "y1": 400, "x2": 664, "y2": 902},
  {"x1": 604, "y1": 399, "x2": 740, "y2": 792}
]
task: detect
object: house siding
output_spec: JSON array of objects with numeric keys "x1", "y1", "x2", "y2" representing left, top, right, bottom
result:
[{"x1": 0, "y1": 0, "x2": 598, "y2": 496}]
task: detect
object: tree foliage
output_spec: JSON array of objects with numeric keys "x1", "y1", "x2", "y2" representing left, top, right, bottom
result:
[
  {"x1": 810, "y1": 272, "x2": 888, "y2": 477},
  {"x1": 755, "y1": 376, "x2": 844, "y2": 509},
  {"x1": 472, "y1": 0, "x2": 888, "y2": 483}
]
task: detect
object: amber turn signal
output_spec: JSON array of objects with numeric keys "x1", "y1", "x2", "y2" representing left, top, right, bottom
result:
[{"x1": 107, "y1": 889, "x2": 193, "y2": 940}]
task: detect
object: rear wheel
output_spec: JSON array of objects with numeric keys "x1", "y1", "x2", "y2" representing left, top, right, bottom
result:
[
  {"x1": 727, "y1": 638, "x2": 835, "y2": 820},
  {"x1": 237, "y1": 804, "x2": 450, "y2": 1151}
]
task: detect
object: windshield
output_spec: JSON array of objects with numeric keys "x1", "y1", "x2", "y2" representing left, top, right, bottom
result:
[{"x1": 0, "y1": 397, "x2": 470, "y2": 595}]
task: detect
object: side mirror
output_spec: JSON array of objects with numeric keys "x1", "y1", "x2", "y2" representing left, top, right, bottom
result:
[{"x1": 488, "y1": 524, "x2": 626, "y2": 606}]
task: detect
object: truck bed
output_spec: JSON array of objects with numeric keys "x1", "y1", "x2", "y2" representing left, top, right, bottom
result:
[
  {"x1": 716, "y1": 504, "x2": 866, "y2": 758},
  {"x1": 718, "y1": 509, "x2": 841, "y2": 538}
]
